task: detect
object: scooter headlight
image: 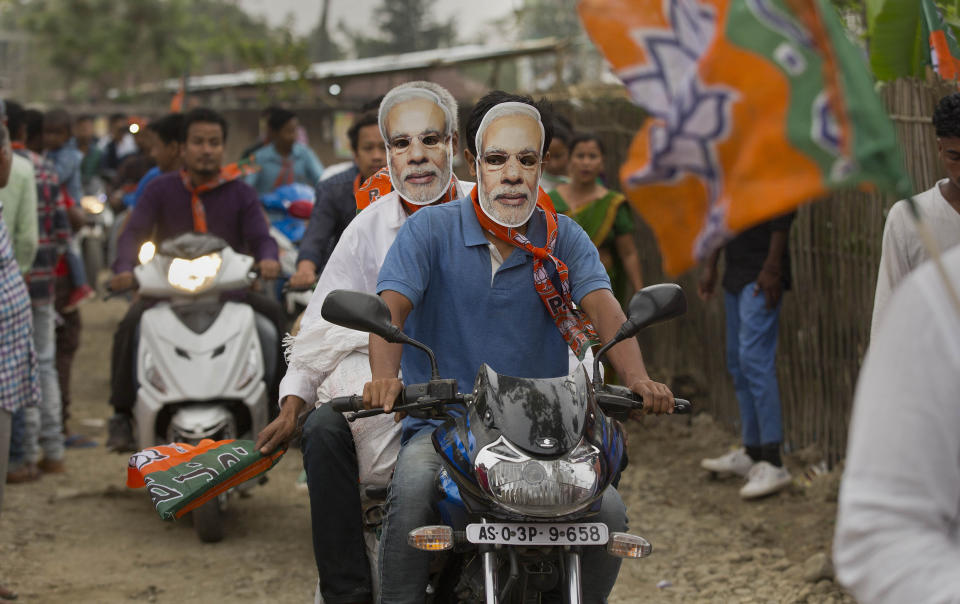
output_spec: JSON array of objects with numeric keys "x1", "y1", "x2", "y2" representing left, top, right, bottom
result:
[
  {"x1": 475, "y1": 437, "x2": 602, "y2": 517},
  {"x1": 167, "y1": 253, "x2": 222, "y2": 294},
  {"x1": 80, "y1": 195, "x2": 105, "y2": 215}
]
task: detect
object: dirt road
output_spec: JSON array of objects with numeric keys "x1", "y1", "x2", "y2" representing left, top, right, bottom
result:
[{"x1": 1, "y1": 299, "x2": 852, "y2": 603}]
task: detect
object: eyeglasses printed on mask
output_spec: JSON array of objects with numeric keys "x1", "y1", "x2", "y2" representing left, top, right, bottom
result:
[
  {"x1": 388, "y1": 132, "x2": 449, "y2": 153},
  {"x1": 481, "y1": 151, "x2": 543, "y2": 171}
]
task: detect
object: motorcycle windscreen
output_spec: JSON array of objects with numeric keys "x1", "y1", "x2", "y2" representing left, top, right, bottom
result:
[{"x1": 472, "y1": 364, "x2": 592, "y2": 458}]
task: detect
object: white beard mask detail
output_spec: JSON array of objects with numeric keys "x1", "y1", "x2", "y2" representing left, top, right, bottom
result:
[
  {"x1": 476, "y1": 157, "x2": 540, "y2": 228},
  {"x1": 389, "y1": 143, "x2": 454, "y2": 206}
]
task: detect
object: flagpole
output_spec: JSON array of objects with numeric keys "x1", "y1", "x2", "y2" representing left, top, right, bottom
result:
[{"x1": 905, "y1": 195, "x2": 960, "y2": 317}]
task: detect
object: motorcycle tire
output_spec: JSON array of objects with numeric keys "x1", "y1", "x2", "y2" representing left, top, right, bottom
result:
[{"x1": 192, "y1": 497, "x2": 224, "y2": 543}]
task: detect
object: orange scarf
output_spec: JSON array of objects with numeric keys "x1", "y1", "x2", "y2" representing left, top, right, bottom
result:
[
  {"x1": 355, "y1": 166, "x2": 461, "y2": 214},
  {"x1": 180, "y1": 160, "x2": 259, "y2": 233},
  {"x1": 471, "y1": 187, "x2": 599, "y2": 360}
]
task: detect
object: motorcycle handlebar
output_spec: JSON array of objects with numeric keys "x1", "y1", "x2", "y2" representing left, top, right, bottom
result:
[
  {"x1": 328, "y1": 395, "x2": 365, "y2": 413},
  {"x1": 599, "y1": 384, "x2": 692, "y2": 415}
]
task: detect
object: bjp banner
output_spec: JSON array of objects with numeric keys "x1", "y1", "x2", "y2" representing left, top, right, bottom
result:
[
  {"x1": 922, "y1": 0, "x2": 960, "y2": 81},
  {"x1": 127, "y1": 439, "x2": 285, "y2": 521},
  {"x1": 578, "y1": 0, "x2": 912, "y2": 274}
]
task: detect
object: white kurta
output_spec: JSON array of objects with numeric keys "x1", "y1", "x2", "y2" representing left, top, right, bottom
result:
[
  {"x1": 871, "y1": 180, "x2": 960, "y2": 338},
  {"x1": 835, "y1": 244, "x2": 960, "y2": 604}
]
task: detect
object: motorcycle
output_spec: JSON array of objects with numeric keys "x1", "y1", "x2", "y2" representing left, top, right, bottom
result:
[
  {"x1": 77, "y1": 176, "x2": 114, "y2": 292},
  {"x1": 262, "y1": 183, "x2": 316, "y2": 318},
  {"x1": 130, "y1": 232, "x2": 276, "y2": 542},
  {"x1": 319, "y1": 284, "x2": 691, "y2": 603}
]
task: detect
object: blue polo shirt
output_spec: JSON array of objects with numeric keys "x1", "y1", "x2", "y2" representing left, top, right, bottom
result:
[{"x1": 377, "y1": 196, "x2": 610, "y2": 440}]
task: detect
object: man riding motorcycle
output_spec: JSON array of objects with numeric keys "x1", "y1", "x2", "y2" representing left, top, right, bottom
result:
[
  {"x1": 256, "y1": 81, "x2": 468, "y2": 604},
  {"x1": 363, "y1": 96, "x2": 674, "y2": 604},
  {"x1": 106, "y1": 107, "x2": 284, "y2": 452}
]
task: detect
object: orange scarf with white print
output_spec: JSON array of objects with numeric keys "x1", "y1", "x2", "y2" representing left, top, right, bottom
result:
[{"x1": 471, "y1": 186, "x2": 599, "y2": 360}]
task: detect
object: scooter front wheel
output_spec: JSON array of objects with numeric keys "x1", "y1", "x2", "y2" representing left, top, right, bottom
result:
[{"x1": 192, "y1": 497, "x2": 224, "y2": 543}]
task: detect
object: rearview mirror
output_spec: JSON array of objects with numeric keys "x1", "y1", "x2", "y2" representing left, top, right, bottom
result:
[
  {"x1": 621, "y1": 283, "x2": 687, "y2": 339},
  {"x1": 592, "y1": 283, "x2": 687, "y2": 387},
  {"x1": 321, "y1": 290, "x2": 403, "y2": 342}
]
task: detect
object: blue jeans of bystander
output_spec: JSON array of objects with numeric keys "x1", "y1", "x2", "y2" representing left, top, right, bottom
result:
[{"x1": 724, "y1": 282, "x2": 784, "y2": 448}]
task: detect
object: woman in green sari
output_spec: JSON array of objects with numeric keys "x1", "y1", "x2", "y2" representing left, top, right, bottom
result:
[{"x1": 548, "y1": 133, "x2": 643, "y2": 305}]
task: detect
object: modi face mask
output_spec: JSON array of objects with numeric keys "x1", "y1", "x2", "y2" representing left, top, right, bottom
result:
[
  {"x1": 379, "y1": 88, "x2": 455, "y2": 205},
  {"x1": 474, "y1": 102, "x2": 545, "y2": 228}
]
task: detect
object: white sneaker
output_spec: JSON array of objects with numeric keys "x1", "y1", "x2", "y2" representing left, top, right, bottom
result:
[
  {"x1": 700, "y1": 448, "x2": 754, "y2": 477},
  {"x1": 739, "y1": 461, "x2": 792, "y2": 499}
]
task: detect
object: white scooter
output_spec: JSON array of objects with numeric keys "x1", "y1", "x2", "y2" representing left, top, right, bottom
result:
[{"x1": 131, "y1": 232, "x2": 276, "y2": 542}]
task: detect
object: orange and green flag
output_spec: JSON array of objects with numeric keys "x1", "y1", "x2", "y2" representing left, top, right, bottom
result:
[
  {"x1": 127, "y1": 439, "x2": 284, "y2": 520},
  {"x1": 922, "y1": 0, "x2": 960, "y2": 80},
  {"x1": 578, "y1": 0, "x2": 912, "y2": 274}
]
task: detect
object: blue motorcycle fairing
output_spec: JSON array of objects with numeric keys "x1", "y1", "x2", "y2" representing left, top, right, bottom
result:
[
  {"x1": 436, "y1": 468, "x2": 468, "y2": 528},
  {"x1": 431, "y1": 363, "x2": 627, "y2": 519}
]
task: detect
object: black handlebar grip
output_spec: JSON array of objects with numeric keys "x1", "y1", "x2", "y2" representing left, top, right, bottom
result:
[
  {"x1": 329, "y1": 395, "x2": 364, "y2": 413},
  {"x1": 673, "y1": 398, "x2": 692, "y2": 414}
]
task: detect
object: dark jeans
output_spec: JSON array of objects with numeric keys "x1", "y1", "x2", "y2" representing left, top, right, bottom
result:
[
  {"x1": 109, "y1": 291, "x2": 287, "y2": 415},
  {"x1": 54, "y1": 276, "x2": 81, "y2": 428},
  {"x1": 301, "y1": 404, "x2": 372, "y2": 604}
]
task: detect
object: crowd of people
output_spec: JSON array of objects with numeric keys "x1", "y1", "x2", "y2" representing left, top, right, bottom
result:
[{"x1": 1, "y1": 83, "x2": 959, "y2": 603}]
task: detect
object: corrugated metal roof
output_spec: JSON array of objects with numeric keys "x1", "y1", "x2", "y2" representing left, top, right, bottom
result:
[{"x1": 132, "y1": 38, "x2": 562, "y2": 95}]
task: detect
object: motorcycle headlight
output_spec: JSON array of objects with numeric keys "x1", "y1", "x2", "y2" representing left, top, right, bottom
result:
[
  {"x1": 167, "y1": 253, "x2": 222, "y2": 293},
  {"x1": 475, "y1": 437, "x2": 602, "y2": 517},
  {"x1": 80, "y1": 195, "x2": 105, "y2": 215}
]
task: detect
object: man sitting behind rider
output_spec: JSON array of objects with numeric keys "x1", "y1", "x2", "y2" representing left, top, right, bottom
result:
[
  {"x1": 364, "y1": 95, "x2": 674, "y2": 603},
  {"x1": 256, "y1": 81, "x2": 468, "y2": 604},
  {"x1": 245, "y1": 107, "x2": 324, "y2": 196},
  {"x1": 106, "y1": 107, "x2": 283, "y2": 452}
]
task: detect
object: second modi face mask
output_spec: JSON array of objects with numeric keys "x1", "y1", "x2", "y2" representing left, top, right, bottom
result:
[{"x1": 475, "y1": 102, "x2": 545, "y2": 228}]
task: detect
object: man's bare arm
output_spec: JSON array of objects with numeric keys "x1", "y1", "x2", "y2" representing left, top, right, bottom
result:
[
  {"x1": 579, "y1": 288, "x2": 673, "y2": 414},
  {"x1": 365, "y1": 290, "x2": 413, "y2": 412}
]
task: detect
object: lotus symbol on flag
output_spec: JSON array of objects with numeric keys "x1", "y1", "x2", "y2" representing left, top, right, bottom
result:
[
  {"x1": 620, "y1": 0, "x2": 734, "y2": 190},
  {"x1": 579, "y1": 0, "x2": 911, "y2": 274}
]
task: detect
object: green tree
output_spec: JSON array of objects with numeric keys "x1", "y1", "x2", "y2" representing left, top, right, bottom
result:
[
  {"x1": 6, "y1": 0, "x2": 309, "y2": 101},
  {"x1": 345, "y1": 0, "x2": 456, "y2": 58}
]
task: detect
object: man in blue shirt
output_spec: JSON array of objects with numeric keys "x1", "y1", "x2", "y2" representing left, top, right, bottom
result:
[
  {"x1": 245, "y1": 108, "x2": 324, "y2": 196},
  {"x1": 365, "y1": 94, "x2": 674, "y2": 603}
]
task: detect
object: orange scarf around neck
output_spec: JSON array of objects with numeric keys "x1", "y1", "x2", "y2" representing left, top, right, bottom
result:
[{"x1": 470, "y1": 186, "x2": 599, "y2": 360}]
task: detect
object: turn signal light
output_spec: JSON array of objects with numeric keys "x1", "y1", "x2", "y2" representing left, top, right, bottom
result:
[
  {"x1": 606, "y1": 532, "x2": 652, "y2": 559},
  {"x1": 408, "y1": 526, "x2": 453, "y2": 551}
]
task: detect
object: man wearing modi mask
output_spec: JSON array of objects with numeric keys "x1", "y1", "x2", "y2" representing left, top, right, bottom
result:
[
  {"x1": 364, "y1": 93, "x2": 675, "y2": 603},
  {"x1": 255, "y1": 81, "x2": 469, "y2": 604}
]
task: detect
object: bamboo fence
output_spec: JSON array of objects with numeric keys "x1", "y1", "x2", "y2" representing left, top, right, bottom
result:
[{"x1": 555, "y1": 78, "x2": 955, "y2": 465}]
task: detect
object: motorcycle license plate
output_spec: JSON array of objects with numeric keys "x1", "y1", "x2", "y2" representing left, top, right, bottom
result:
[{"x1": 465, "y1": 522, "x2": 609, "y2": 546}]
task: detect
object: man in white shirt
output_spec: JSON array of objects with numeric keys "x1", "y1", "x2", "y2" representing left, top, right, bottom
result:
[
  {"x1": 255, "y1": 81, "x2": 467, "y2": 604},
  {"x1": 834, "y1": 244, "x2": 960, "y2": 603},
  {"x1": 871, "y1": 93, "x2": 960, "y2": 338}
]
